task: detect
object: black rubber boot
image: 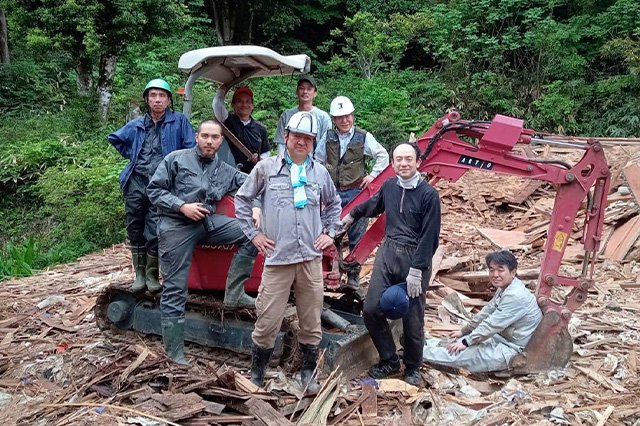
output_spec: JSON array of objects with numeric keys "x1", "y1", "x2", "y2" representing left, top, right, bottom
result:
[
  {"x1": 161, "y1": 316, "x2": 188, "y2": 365},
  {"x1": 300, "y1": 343, "x2": 321, "y2": 395},
  {"x1": 223, "y1": 254, "x2": 256, "y2": 309},
  {"x1": 369, "y1": 353, "x2": 401, "y2": 379},
  {"x1": 250, "y1": 344, "x2": 274, "y2": 387},
  {"x1": 145, "y1": 253, "x2": 162, "y2": 293},
  {"x1": 130, "y1": 246, "x2": 146, "y2": 292},
  {"x1": 346, "y1": 270, "x2": 360, "y2": 290}
]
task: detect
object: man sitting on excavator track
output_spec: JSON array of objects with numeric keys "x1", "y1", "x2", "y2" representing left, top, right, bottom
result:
[
  {"x1": 147, "y1": 119, "x2": 259, "y2": 365},
  {"x1": 422, "y1": 250, "x2": 543, "y2": 373}
]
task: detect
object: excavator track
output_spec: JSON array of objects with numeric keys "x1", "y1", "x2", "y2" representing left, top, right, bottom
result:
[{"x1": 95, "y1": 281, "x2": 399, "y2": 379}]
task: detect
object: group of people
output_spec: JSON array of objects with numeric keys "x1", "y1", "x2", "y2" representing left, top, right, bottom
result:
[{"x1": 108, "y1": 76, "x2": 544, "y2": 391}]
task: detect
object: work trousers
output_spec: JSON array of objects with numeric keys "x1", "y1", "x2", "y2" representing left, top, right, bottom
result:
[
  {"x1": 422, "y1": 334, "x2": 519, "y2": 373},
  {"x1": 124, "y1": 173, "x2": 158, "y2": 255},
  {"x1": 338, "y1": 188, "x2": 368, "y2": 251},
  {"x1": 158, "y1": 214, "x2": 257, "y2": 318},
  {"x1": 363, "y1": 238, "x2": 431, "y2": 370},
  {"x1": 252, "y1": 258, "x2": 324, "y2": 349}
]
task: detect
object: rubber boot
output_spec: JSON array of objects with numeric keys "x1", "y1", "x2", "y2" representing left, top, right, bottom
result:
[
  {"x1": 250, "y1": 344, "x2": 274, "y2": 387},
  {"x1": 161, "y1": 316, "x2": 188, "y2": 365},
  {"x1": 346, "y1": 269, "x2": 361, "y2": 291},
  {"x1": 130, "y1": 246, "x2": 146, "y2": 293},
  {"x1": 223, "y1": 253, "x2": 256, "y2": 309},
  {"x1": 300, "y1": 343, "x2": 321, "y2": 395},
  {"x1": 145, "y1": 253, "x2": 162, "y2": 293}
]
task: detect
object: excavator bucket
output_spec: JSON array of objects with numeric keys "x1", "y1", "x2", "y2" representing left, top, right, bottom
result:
[{"x1": 509, "y1": 311, "x2": 573, "y2": 375}]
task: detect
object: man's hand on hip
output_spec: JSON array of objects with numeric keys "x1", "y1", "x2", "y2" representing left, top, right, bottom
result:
[
  {"x1": 179, "y1": 203, "x2": 210, "y2": 221},
  {"x1": 360, "y1": 175, "x2": 374, "y2": 189},
  {"x1": 252, "y1": 233, "x2": 275, "y2": 255},
  {"x1": 406, "y1": 267, "x2": 423, "y2": 298},
  {"x1": 314, "y1": 234, "x2": 334, "y2": 250}
]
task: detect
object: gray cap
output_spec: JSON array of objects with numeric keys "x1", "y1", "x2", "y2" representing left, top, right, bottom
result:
[{"x1": 297, "y1": 75, "x2": 317, "y2": 89}]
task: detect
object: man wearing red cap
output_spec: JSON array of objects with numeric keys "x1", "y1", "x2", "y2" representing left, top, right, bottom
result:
[{"x1": 213, "y1": 85, "x2": 270, "y2": 174}]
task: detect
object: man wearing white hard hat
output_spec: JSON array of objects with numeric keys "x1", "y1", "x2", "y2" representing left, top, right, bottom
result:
[
  {"x1": 235, "y1": 111, "x2": 342, "y2": 394},
  {"x1": 316, "y1": 95, "x2": 389, "y2": 290}
]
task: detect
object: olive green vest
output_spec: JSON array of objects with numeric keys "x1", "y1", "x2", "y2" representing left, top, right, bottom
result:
[{"x1": 325, "y1": 128, "x2": 367, "y2": 188}]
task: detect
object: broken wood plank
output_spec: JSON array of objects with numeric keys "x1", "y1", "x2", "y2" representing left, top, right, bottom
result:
[
  {"x1": 603, "y1": 215, "x2": 640, "y2": 261},
  {"x1": 39, "y1": 315, "x2": 78, "y2": 332},
  {"x1": 245, "y1": 397, "x2": 294, "y2": 426},
  {"x1": 623, "y1": 163, "x2": 640, "y2": 205},
  {"x1": 594, "y1": 405, "x2": 615, "y2": 426},
  {"x1": 360, "y1": 383, "x2": 377, "y2": 418},
  {"x1": 574, "y1": 365, "x2": 628, "y2": 393},
  {"x1": 476, "y1": 227, "x2": 528, "y2": 249}
]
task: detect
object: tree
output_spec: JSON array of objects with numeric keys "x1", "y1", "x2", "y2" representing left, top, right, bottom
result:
[
  {"x1": 204, "y1": 0, "x2": 253, "y2": 45},
  {"x1": 0, "y1": 9, "x2": 8, "y2": 64},
  {"x1": 17, "y1": 0, "x2": 185, "y2": 119}
]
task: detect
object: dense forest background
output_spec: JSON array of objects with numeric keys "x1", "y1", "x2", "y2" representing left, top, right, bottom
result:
[{"x1": 0, "y1": 0, "x2": 639, "y2": 278}]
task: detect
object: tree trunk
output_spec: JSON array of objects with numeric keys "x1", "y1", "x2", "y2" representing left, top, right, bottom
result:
[
  {"x1": 0, "y1": 9, "x2": 9, "y2": 64},
  {"x1": 97, "y1": 53, "x2": 117, "y2": 121},
  {"x1": 205, "y1": 0, "x2": 253, "y2": 45},
  {"x1": 76, "y1": 56, "x2": 93, "y2": 96}
]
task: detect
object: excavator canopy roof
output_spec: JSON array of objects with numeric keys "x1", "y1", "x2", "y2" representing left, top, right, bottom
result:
[{"x1": 178, "y1": 45, "x2": 310, "y2": 84}]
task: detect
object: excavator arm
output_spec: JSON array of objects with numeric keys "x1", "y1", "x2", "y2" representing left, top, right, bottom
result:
[{"x1": 339, "y1": 111, "x2": 611, "y2": 374}]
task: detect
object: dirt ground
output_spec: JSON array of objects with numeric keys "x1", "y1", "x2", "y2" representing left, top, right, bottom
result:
[{"x1": 0, "y1": 143, "x2": 638, "y2": 425}]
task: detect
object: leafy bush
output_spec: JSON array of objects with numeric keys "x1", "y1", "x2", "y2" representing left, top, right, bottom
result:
[{"x1": 0, "y1": 237, "x2": 40, "y2": 280}]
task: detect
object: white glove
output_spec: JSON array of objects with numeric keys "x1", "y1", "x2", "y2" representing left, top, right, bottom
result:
[
  {"x1": 340, "y1": 214, "x2": 354, "y2": 231},
  {"x1": 406, "y1": 267, "x2": 423, "y2": 298}
]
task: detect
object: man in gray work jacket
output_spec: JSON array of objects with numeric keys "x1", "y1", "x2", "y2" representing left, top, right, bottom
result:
[
  {"x1": 422, "y1": 250, "x2": 542, "y2": 373},
  {"x1": 147, "y1": 119, "x2": 258, "y2": 365},
  {"x1": 235, "y1": 111, "x2": 342, "y2": 394}
]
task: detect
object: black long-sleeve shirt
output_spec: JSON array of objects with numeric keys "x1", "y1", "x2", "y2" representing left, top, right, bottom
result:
[{"x1": 351, "y1": 177, "x2": 441, "y2": 269}]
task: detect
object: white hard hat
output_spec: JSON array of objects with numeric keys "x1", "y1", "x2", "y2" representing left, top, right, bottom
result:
[
  {"x1": 330, "y1": 96, "x2": 355, "y2": 117},
  {"x1": 286, "y1": 111, "x2": 317, "y2": 137}
]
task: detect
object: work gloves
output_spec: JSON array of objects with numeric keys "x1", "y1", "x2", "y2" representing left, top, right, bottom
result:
[
  {"x1": 340, "y1": 214, "x2": 354, "y2": 231},
  {"x1": 406, "y1": 267, "x2": 423, "y2": 298}
]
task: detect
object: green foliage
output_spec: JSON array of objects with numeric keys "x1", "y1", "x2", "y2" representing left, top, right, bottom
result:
[
  {"x1": 2, "y1": 0, "x2": 640, "y2": 281},
  {"x1": 0, "y1": 237, "x2": 39, "y2": 280}
]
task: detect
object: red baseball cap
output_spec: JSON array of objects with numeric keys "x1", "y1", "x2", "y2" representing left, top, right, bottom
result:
[{"x1": 232, "y1": 86, "x2": 253, "y2": 103}]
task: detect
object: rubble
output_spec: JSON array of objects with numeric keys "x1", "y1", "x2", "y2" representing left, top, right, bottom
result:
[{"x1": 0, "y1": 144, "x2": 638, "y2": 425}]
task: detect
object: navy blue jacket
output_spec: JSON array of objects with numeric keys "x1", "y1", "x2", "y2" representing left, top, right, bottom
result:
[{"x1": 108, "y1": 110, "x2": 196, "y2": 190}]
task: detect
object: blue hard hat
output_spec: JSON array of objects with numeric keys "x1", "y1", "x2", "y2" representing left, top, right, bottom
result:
[{"x1": 379, "y1": 283, "x2": 410, "y2": 320}]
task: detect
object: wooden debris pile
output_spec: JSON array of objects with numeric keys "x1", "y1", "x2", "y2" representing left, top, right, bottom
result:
[{"x1": 0, "y1": 144, "x2": 638, "y2": 425}]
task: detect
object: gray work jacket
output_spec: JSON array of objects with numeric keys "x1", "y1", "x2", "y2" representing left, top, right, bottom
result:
[
  {"x1": 235, "y1": 154, "x2": 342, "y2": 266},
  {"x1": 147, "y1": 147, "x2": 247, "y2": 221},
  {"x1": 461, "y1": 277, "x2": 543, "y2": 350}
]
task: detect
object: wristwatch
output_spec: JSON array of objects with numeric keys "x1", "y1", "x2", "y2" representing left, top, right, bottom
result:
[{"x1": 325, "y1": 229, "x2": 337, "y2": 239}]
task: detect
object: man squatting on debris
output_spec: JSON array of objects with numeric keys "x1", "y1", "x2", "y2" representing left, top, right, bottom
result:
[
  {"x1": 234, "y1": 112, "x2": 342, "y2": 394},
  {"x1": 147, "y1": 119, "x2": 260, "y2": 365},
  {"x1": 422, "y1": 250, "x2": 543, "y2": 373},
  {"x1": 341, "y1": 143, "x2": 441, "y2": 386}
]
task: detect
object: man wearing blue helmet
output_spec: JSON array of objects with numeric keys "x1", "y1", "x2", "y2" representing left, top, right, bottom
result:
[
  {"x1": 341, "y1": 142, "x2": 441, "y2": 386},
  {"x1": 108, "y1": 79, "x2": 196, "y2": 294}
]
